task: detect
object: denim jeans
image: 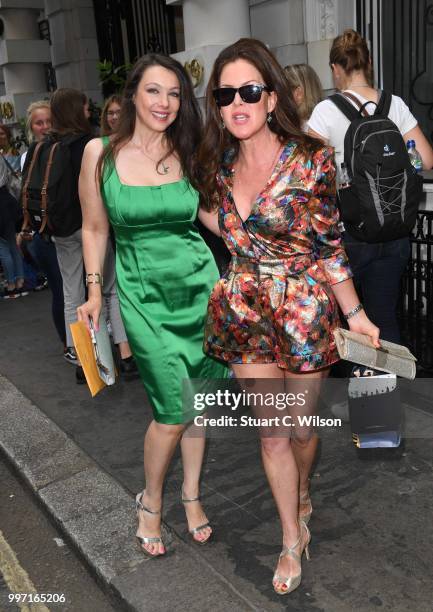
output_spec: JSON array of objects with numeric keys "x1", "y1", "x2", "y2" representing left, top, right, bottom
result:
[
  {"x1": 31, "y1": 233, "x2": 66, "y2": 345},
  {"x1": 0, "y1": 235, "x2": 24, "y2": 284},
  {"x1": 343, "y1": 232, "x2": 410, "y2": 343}
]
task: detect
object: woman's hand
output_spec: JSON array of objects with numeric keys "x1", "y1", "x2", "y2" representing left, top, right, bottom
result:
[
  {"x1": 347, "y1": 310, "x2": 381, "y2": 348},
  {"x1": 77, "y1": 295, "x2": 102, "y2": 331}
]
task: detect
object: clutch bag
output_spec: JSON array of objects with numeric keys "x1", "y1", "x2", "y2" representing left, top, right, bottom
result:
[
  {"x1": 89, "y1": 316, "x2": 116, "y2": 386},
  {"x1": 333, "y1": 328, "x2": 416, "y2": 380}
]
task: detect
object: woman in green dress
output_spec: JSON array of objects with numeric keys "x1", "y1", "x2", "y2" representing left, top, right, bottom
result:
[{"x1": 77, "y1": 55, "x2": 226, "y2": 557}]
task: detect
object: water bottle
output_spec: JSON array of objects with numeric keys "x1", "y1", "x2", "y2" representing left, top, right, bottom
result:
[
  {"x1": 407, "y1": 140, "x2": 423, "y2": 173},
  {"x1": 339, "y1": 162, "x2": 351, "y2": 189}
]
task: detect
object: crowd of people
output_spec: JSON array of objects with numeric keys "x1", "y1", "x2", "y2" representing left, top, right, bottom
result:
[{"x1": 1, "y1": 28, "x2": 433, "y2": 596}]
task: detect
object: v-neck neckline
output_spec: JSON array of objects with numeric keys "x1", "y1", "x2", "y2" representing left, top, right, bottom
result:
[{"x1": 228, "y1": 142, "x2": 294, "y2": 224}]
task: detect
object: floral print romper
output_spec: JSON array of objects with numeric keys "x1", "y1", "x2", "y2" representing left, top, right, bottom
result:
[{"x1": 204, "y1": 142, "x2": 353, "y2": 372}]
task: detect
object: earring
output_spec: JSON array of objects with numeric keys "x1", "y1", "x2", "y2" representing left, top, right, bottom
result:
[
  {"x1": 267, "y1": 112, "x2": 272, "y2": 124},
  {"x1": 221, "y1": 119, "x2": 225, "y2": 129}
]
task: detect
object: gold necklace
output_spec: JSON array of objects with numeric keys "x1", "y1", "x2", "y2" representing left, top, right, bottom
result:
[{"x1": 131, "y1": 141, "x2": 170, "y2": 175}]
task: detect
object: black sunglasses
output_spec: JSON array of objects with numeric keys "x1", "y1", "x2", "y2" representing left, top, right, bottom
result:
[{"x1": 213, "y1": 84, "x2": 272, "y2": 107}]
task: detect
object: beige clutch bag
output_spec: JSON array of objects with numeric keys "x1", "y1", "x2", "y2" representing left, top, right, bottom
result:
[{"x1": 333, "y1": 328, "x2": 417, "y2": 380}]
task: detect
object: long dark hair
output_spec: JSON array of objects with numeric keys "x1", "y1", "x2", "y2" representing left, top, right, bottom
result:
[
  {"x1": 50, "y1": 88, "x2": 91, "y2": 136},
  {"x1": 96, "y1": 54, "x2": 202, "y2": 186},
  {"x1": 197, "y1": 38, "x2": 323, "y2": 210}
]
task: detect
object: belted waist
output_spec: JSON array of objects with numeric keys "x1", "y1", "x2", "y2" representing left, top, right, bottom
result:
[{"x1": 229, "y1": 255, "x2": 314, "y2": 277}]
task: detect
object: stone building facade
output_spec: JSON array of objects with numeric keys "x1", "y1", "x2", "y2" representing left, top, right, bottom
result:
[{"x1": 0, "y1": 0, "x2": 358, "y2": 124}]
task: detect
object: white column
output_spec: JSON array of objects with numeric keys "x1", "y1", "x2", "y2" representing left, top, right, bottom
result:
[
  {"x1": 44, "y1": 0, "x2": 101, "y2": 102},
  {"x1": 0, "y1": 4, "x2": 50, "y2": 124},
  {"x1": 182, "y1": 0, "x2": 250, "y2": 49},
  {"x1": 304, "y1": 0, "x2": 356, "y2": 91},
  {"x1": 250, "y1": 0, "x2": 307, "y2": 67},
  {"x1": 167, "y1": 0, "x2": 251, "y2": 99}
]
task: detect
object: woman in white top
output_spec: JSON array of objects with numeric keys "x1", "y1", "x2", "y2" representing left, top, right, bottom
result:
[{"x1": 308, "y1": 29, "x2": 433, "y2": 343}]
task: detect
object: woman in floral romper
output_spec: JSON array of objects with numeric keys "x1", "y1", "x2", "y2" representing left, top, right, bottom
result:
[{"x1": 198, "y1": 39, "x2": 380, "y2": 596}]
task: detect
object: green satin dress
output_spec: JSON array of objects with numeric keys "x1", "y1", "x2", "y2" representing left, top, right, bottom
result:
[{"x1": 100, "y1": 142, "x2": 226, "y2": 424}]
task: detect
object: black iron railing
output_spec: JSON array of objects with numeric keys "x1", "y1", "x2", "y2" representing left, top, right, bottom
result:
[
  {"x1": 399, "y1": 209, "x2": 433, "y2": 373},
  {"x1": 93, "y1": 0, "x2": 179, "y2": 67}
]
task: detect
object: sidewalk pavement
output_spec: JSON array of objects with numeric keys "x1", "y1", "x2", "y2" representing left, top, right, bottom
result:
[{"x1": 1, "y1": 291, "x2": 433, "y2": 612}]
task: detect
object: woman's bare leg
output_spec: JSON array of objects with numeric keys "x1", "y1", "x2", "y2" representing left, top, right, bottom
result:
[
  {"x1": 138, "y1": 420, "x2": 184, "y2": 555},
  {"x1": 232, "y1": 363, "x2": 303, "y2": 587},
  {"x1": 180, "y1": 425, "x2": 212, "y2": 542},
  {"x1": 286, "y1": 368, "x2": 329, "y2": 515}
]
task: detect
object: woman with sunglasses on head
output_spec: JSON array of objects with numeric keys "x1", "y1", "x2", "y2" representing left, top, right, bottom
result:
[
  {"x1": 197, "y1": 38, "x2": 379, "y2": 595},
  {"x1": 77, "y1": 54, "x2": 227, "y2": 557}
]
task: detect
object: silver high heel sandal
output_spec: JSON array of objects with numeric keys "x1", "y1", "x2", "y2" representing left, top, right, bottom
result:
[
  {"x1": 181, "y1": 491, "x2": 212, "y2": 545},
  {"x1": 135, "y1": 491, "x2": 165, "y2": 557},
  {"x1": 273, "y1": 521, "x2": 311, "y2": 596}
]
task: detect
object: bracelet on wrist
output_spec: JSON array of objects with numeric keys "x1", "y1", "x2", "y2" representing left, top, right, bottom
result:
[
  {"x1": 85, "y1": 273, "x2": 103, "y2": 287},
  {"x1": 344, "y1": 303, "x2": 364, "y2": 320}
]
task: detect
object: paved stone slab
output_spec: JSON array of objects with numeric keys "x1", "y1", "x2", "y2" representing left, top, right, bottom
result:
[
  {"x1": 0, "y1": 374, "x2": 254, "y2": 610},
  {"x1": 2, "y1": 292, "x2": 433, "y2": 612},
  {"x1": 0, "y1": 375, "x2": 94, "y2": 489}
]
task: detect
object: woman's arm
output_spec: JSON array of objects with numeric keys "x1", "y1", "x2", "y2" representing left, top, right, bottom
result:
[
  {"x1": 308, "y1": 147, "x2": 380, "y2": 346},
  {"x1": 331, "y1": 278, "x2": 380, "y2": 346},
  {"x1": 403, "y1": 125, "x2": 433, "y2": 170},
  {"x1": 198, "y1": 206, "x2": 221, "y2": 236},
  {"x1": 77, "y1": 138, "x2": 110, "y2": 330}
]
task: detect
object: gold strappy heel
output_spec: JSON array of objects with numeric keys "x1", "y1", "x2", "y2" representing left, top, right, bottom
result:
[
  {"x1": 181, "y1": 491, "x2": 212, "y2": 545},
  {"x1": 135, "y1": 491, "x2": 165, "y2": 557},
  {"x1": 273, "y1": 521, "x2": 311, "y2": 596}
]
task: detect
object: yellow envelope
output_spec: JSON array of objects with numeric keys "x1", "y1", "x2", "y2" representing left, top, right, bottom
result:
[{"x1": 70, "y1": 321, "x2": 106, "y2": 397}]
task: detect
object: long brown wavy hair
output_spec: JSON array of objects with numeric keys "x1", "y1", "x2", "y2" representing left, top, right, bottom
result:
[
  {"x1": 50, "y1": 88, "x2": 91, "y2": 136},
  {"x1": 96, "y1": 54, "x2": 202, "y2": 185},
  {"x1": 197, "y1": 38, "x2": 323, "y2": 210}
]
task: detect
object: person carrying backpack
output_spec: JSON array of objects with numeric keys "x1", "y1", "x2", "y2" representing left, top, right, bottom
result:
[
  {"x1": 21, "y1": 88, "x2": 138, "y2": 381},
  {"x1": 308, "y1": 29, "x2": 433, "y2": 344}
]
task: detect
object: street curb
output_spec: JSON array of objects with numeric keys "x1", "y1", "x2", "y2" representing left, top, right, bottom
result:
[{"x1": 0, "y1": 374, "x2": 257, "y2": 612}]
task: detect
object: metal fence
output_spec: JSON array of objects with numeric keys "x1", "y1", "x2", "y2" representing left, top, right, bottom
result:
[
  {"x1": 93, "y1": 0, "x2": 178, "y2": 68},
  {"x1": 399, "y1": 210, "x2": 433, "y2": 374}
]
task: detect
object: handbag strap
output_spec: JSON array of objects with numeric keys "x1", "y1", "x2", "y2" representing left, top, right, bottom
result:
[
  {"x1": 341, "y1": 91, "x2": 371, "y2": 117},
  {"x1": 39, "y1": 142, "x2": 59, "y2": 234},
  {"x1": 21, "y1": 141, "x2": 44, "y2": 231}
]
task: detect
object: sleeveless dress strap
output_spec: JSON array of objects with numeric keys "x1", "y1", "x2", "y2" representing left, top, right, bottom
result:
[{"x1": 99, "y1": 135, "x2": 122, "y2": 205}]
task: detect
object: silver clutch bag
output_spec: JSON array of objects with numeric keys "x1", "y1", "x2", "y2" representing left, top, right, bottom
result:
[
  {"x1": 89, "y1": 315, "x2": 116, "y2": 386},
  {"x1": 333, "y1": 328, "x2": 417, "y2": 380}
]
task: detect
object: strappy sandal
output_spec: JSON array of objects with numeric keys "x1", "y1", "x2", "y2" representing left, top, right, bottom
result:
[
  {"x1": 273, "y1": 521, "x2": 311, "y2": 596},
  {"x1": 181, "y1": 491, "x2": 212, "y2": 545},
  {"x1": 135, "y1": 491, "x2": 165, "y2": 558},
  {"x1": 299, "y1": 490, "x2": 313, "y2": 525}
]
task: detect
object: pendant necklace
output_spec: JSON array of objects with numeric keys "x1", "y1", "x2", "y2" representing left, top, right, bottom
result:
[{"x1": 132, "y1": 142, "x2": 170, "y2": 175}]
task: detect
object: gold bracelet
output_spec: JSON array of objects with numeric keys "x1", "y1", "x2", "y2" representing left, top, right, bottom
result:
[{"x1": 85, "y1": 273, "x2": 103, "y2": 286}]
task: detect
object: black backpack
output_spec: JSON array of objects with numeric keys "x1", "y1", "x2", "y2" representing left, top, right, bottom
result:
[
  {"x1": 21, "y1": 134, "x2": 82, "y2": 237},
  {"x1": 329, "y1": 90, "x2": 423, "y2": 243}
]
